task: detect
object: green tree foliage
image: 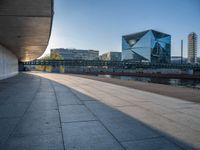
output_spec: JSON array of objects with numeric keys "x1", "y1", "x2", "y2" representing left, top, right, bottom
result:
[
  {"x1": 36, "y1": 52, "x2": 64, "y2": 72},
  {"x1": 50, "y1": 51, "x2": 63, "y2": 60}
]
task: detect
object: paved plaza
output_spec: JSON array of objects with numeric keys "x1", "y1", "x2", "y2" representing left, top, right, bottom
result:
[{"x1": 0, "y1": 72, "x2": 200, "y2": 150}]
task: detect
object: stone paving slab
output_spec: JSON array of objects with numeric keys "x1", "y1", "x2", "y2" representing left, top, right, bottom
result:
[
  {"x1": 4, "y1": 96, "x2": 34, "y2": 104},
  {"x1": 62, "y1": 121, "x2": 124, "y2": 150},
  {"x1": 0, "y1": 103, "x2": 29, "y2": 118},
  {"x1": 74, "y1": 74, "x2": 200, "y2": 103},
  {"x1": 13, "y1": 110, "x2": 61, "y2": 137},
  {"x1": 163, "y1": 112, "x2": 200, "y2": 132},
  {"x1": 59, "y1": 105, "x2": 96, "y2": 123},
  {"x1": 117, "y1": 105, "x2": 200, "y2": 149},
  {"x1": 122, "y1": 137, "x2": 181, "y2": 150},
  {"x1": 56, "y1": 91, "x2": 82, "y2": 105},
  {"x1": 177, "y1": 107, "x2": 200, "y2": 120},
  {"x1": 0, "y1": 118, "x2": 19, "y2": 145},
  {"x1": 28, "y1": 99, "x2": 57, "y2": 112},
  {"x1": 2, "y1": 134, "x2": 64, "y2": 150},
  {"x1": 53, "y1": 82, "x2": 83, "y2": 105},
  {"x1": 84, "y1": 101, "x2": 160, "y2": 142},
  {"x1": 71, "y1": 89, "x2": 96, "y2": 101}
]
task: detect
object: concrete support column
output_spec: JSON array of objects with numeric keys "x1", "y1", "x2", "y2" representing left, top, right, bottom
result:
[{"x1": 0, "y1": 44, "x2": 18, "y2": 80}]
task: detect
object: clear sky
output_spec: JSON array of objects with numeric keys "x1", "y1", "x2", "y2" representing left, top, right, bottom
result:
[{"x1": 45, "y1": 0, "x2": 200, "y2": 57}]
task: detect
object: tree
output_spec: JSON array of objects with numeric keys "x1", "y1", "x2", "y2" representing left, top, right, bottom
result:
[
  {"x1": 36, "y1": 52, "x2": 64, "y2": 73},
  {"x1": 50, "y1": 52, "x2": 63, "y2": 60}
]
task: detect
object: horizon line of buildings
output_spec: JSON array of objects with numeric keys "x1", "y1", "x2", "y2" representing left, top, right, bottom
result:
[{"x1": 50, "y1": 30, "x2": 199, "y2": 64}]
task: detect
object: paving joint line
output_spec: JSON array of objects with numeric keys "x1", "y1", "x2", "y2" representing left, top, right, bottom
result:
[
  {"x1": 50, "y1": 79, "x2": 66, "y2": 150},
  {"x1": 61, "y1": 119, "x2": 98, "y2": 124},
  {"x1": 59, "y1": 104, "x2": 84, "y2": 106}
]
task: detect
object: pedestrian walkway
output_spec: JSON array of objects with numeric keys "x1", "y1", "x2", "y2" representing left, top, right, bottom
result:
[{"x1": 0, "y1": 72, "x2": 199, "y2": 150}]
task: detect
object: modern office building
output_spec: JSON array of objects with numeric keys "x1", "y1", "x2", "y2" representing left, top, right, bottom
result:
[
  {"x1": 51, "y1": 48, "x2": 99, "y2": 60},
  {"x1": 122, "y1": 30, "x2": 171, "y2": 63},
  {"x1": 188, "y1": 32, "x2": 197, "y2": 64},
  {"x1": 99, "y1": 52, "x2": 121, "y2": 61}
]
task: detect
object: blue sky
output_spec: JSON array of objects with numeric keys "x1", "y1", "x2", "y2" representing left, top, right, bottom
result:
[{"x1": 45, "y1": 0, "x2": 200, "y2": 57}]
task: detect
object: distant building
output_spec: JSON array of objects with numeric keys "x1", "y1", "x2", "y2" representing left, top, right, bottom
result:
[
  {"x1": 197, "y1": 57, "x2": 200, "y2": 63},
  {"x1": 171, "y1": 56, "x2": 187, "y2": 64},
  {"x1": 122, "y1": 29, "x2": 171, "y2": 63},
  {"x1": 51, "y1": 48, "x2": 99, "y2": 60},
  {"x1": 99, "y1": 52, "x2": 121, "y2": 61},
  {"x1": 188, "y1": 32, "x2": 197, "y2": 63}
]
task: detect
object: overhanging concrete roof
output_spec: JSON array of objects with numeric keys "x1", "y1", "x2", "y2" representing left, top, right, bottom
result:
[{"x1": 0, "y1": 0, "x2": 53, "y2": 62}]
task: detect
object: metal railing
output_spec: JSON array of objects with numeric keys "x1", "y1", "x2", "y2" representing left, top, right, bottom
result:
[{"x1": 22, "y1": 59, "x2": 200, "y2": 70}]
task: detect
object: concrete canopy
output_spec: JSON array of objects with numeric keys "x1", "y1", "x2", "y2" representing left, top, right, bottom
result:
[{"x1": 0, "y1": 0, "x2": 53, "y2": 62}]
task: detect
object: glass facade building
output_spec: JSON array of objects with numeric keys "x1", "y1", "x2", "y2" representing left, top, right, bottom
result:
[{"x1": 122, "y1": 30, "x2": 171, "y2": 63}]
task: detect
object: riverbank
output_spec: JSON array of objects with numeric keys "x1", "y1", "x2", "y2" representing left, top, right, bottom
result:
[{"x1": 72, "y1": 74, "x2": 200, "y2": 103}]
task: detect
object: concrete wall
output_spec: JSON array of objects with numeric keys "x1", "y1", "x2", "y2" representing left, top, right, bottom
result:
[{"x1": 0, "y1": 44, "x2": 18, "y2": 80}]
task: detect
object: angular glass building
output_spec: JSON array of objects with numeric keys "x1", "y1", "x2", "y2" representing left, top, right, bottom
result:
[{"x1": 122, "y1": 30, "x2": 171, "y2": 63}]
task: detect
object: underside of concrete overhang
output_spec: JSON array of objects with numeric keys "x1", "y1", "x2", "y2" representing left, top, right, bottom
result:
[{"x1": 0, "y1": 0, "x2": 53, "y2": 62}]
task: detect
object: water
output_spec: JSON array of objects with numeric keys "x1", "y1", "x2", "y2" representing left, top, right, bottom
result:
[{"x1": 98, "y1": 75, "x2": 200, "y2": 89}]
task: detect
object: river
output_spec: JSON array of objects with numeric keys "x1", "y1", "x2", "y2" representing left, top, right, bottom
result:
[{"x1": 98, "y1": 75, "x2": 200, "y2": 89}]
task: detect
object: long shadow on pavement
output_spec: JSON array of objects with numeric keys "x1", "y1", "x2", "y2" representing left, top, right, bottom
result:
[{"x1": 0, "y1": 73, "x2": 198, "y2": 150}]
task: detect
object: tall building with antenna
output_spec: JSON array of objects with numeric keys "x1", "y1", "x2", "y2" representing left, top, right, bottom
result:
[{"x1": 188, "y1": 32, "x2": 197, "y2": 63}]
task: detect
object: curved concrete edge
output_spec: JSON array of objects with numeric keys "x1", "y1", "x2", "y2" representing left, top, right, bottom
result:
[
  {"x1": 0, "y1": 44, "x2": 18, "y2": 80},
  {"x1": 0, "y1": 0, "x2": 54, "y2": 62},
  {"x1": 45, "y1": 0, "x2": 54, "y2": 57},
  {"x1": 21, "y1": 0, "x2": 54, "y2": 62}
]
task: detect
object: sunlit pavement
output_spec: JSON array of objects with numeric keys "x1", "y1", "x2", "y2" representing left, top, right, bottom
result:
[{"x1": 0, "y1": 72, "x2": 200, "y2": 150}]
